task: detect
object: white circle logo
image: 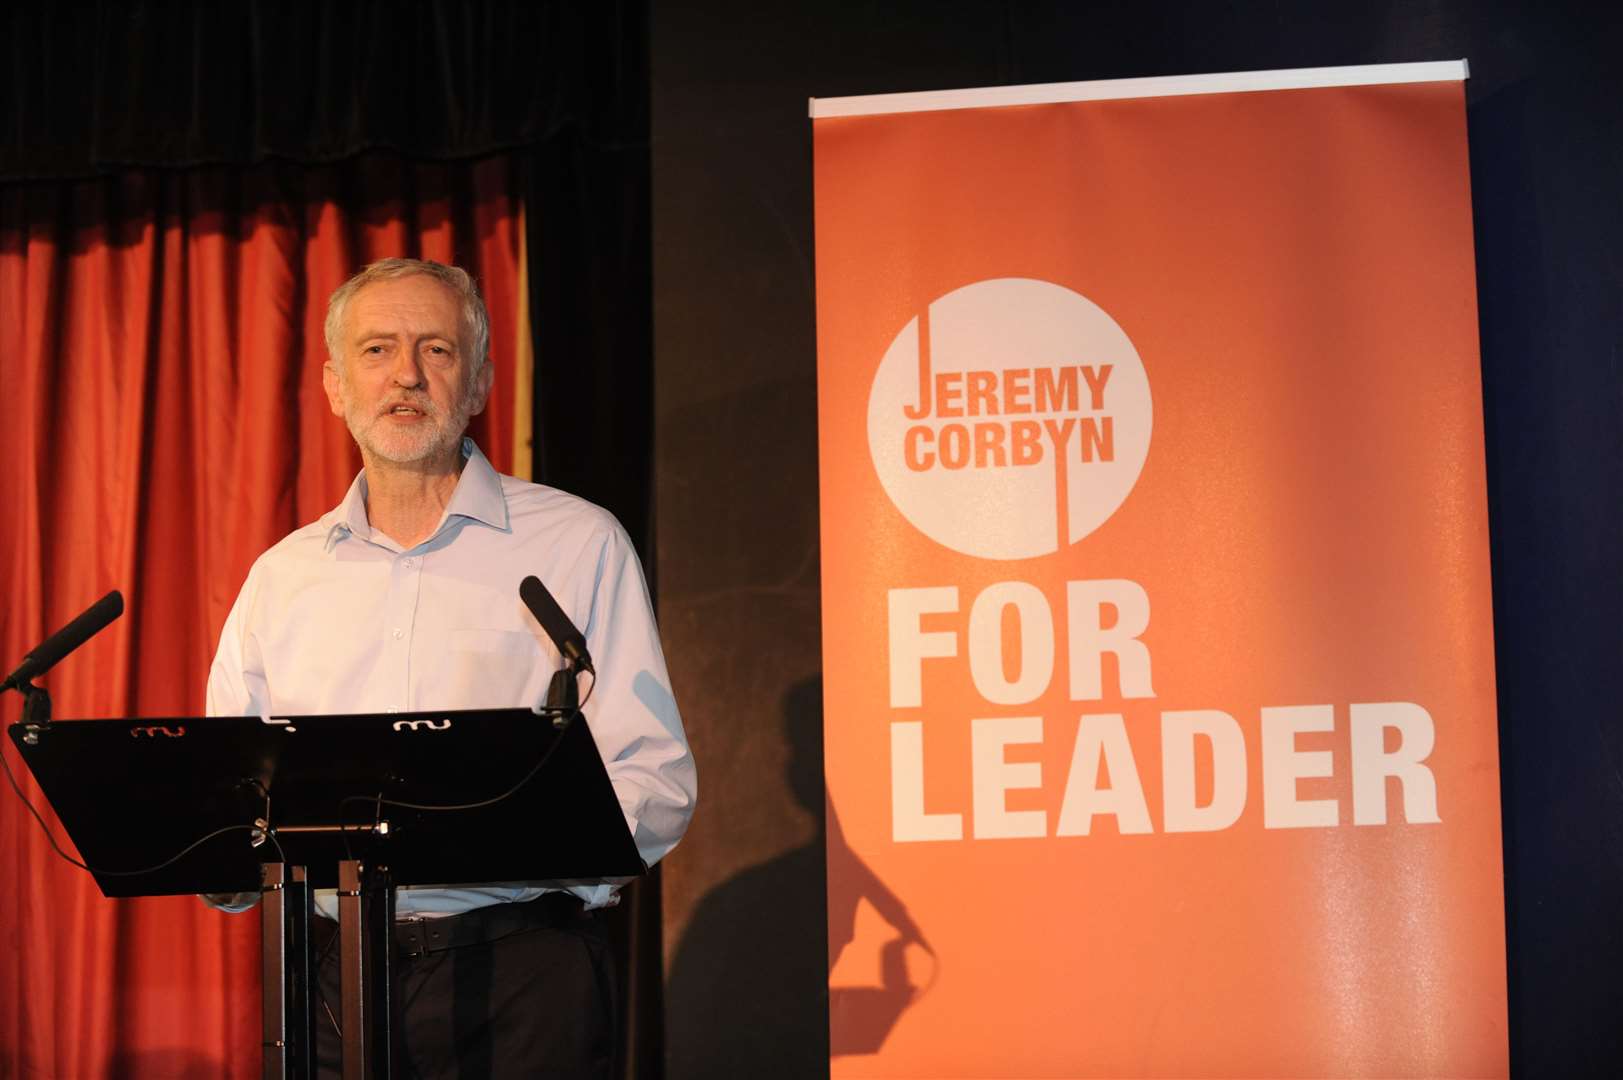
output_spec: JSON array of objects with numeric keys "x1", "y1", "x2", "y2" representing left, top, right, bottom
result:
[{"x1": 867, "y1": 278, "x2": 1152, "y2": 560}]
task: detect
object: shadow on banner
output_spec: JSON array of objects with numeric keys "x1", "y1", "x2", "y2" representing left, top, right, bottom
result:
[{"x1": 667, "y1": 676, "x2": 931, "y2": 1075}]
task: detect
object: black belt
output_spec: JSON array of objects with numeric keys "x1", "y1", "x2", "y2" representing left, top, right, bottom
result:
[{"x1": 313, "y1": 892, "x2": 592, "y2": 960}]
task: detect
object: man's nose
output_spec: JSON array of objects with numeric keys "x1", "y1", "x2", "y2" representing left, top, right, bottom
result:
[{"x1": 389, "y1": 350, "x2": 425, "y2": 387}]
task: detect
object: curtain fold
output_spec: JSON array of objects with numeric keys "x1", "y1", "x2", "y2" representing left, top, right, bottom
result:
[{"x1": 0, "y1": 153, "x2": 525, "y2": 1076}]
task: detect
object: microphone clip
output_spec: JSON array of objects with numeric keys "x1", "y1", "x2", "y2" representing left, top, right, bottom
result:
[
  {"x1": 534, "y1": 667, "x2": 580, "y2": 731},
  {"x1": 16, "y1": 682, "x2": 51, "y2": 745}
]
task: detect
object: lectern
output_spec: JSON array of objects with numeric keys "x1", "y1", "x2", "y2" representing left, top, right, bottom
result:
[{"x1": 7, "y1": 705, "x2": 643, "y2": 1079}]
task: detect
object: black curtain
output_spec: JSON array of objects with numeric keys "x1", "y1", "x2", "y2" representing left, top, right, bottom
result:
[{"x1": 5, "y1": 2, "x2": 591, "y2": 179}]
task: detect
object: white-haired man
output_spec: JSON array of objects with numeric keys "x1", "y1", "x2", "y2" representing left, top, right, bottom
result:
[{"x1": 206, "y1": 258, "x2": 695, "y2": 1077}]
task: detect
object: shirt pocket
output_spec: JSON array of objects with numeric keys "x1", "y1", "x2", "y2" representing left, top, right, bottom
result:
[
  {"x1": 442, "y1": 628, "x2": 543, "y2": 707},
  {"x1": 450, "y1": 628, "x2": 541, "y2": 658}
]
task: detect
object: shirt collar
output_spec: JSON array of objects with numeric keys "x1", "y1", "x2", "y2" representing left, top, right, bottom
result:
[
  {"x1": 442, "y1": 438, "x2": 509, "y2": 530},
  {"x1": 322, "y1": 438, "x2": 509, "y2": 550}
]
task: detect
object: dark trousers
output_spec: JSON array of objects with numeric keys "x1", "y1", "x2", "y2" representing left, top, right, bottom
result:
[{"x1": 312, "y1": 895, "x2": 618, "y2": 1079}]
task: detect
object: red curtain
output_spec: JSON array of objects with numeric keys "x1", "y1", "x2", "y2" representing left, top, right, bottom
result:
[{"x1": 0, "y1": 155, "x2": 526, "y2": 1076}]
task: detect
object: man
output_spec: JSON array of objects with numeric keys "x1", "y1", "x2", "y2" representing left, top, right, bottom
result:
[{"x1": 206, "y1": 258, "x2": 695, "y2": 1077}]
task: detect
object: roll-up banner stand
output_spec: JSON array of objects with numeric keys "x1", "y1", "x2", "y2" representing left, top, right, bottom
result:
[{"x1": 812, "y1": 62, "x2": 1506, "y2": 1079}]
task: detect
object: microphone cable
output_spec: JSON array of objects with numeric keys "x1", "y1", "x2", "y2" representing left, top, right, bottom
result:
[
  {"x1": 335, "y1": 669, "x2": 597, "y2": 826},
  {"x1": 0, "y1": 736, "x2": 286, "y2": 876}
]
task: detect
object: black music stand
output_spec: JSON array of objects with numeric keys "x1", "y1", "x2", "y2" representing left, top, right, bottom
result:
[{"x1": 7, "y1": 705, "x2": 643, "y2": 1079}]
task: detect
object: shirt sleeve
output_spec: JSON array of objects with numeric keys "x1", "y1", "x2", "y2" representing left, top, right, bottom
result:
[
  {"x1": 206, "y1": 562, "x2": 269, "y2": 718},
  {"x1": 201, "y1": 564, "x2": 267, "y2": 912},
  {"x1": 579, "y1": 522, "x2": 697, "y2": 871}
]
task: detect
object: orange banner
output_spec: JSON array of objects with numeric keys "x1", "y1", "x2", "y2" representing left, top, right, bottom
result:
[{"x1": 814, "y1": 68, "x2": 1506, "y2": 1078}]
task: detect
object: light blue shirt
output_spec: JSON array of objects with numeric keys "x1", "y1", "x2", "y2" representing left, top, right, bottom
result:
[{"x1": 207, "y1": 440, "x2": 695, "y2": 916}]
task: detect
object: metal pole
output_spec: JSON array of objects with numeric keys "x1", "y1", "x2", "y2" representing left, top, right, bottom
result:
[
  {"x1": 261, "y1": 863, "x2": 315, "y2": 1080},
  {"x1": 338, "y1": 859, "x2": 395, "y2": 1078},
  {"x1": 261, "y1": 863, "x2": 289, "y2": 1080}
]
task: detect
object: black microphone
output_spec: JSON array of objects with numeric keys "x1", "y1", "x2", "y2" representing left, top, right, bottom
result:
[
  {"x1": 520, "y1": 575, "x2": 594, "y2": 674},
  {"x1": 1, "y1": 590, "x2": 125, "y2": 692}
]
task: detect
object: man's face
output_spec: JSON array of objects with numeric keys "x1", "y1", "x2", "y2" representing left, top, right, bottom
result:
[{"x1": 323, "y1": 275, "x2": 492, "y2": 467}]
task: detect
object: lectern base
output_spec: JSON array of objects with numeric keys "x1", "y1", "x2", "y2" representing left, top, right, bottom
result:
[{"x1": 261, "y1": 859, "x2": 397, "y2": 1080}]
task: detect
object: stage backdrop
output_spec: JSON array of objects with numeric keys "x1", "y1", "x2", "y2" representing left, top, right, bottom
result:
[
  {"x1": 813, "y1": 62, "x2": 1506, "y2": 1078},
  {"x1": 0, "y1": 156, "x2": 529, "y2": 1077}
]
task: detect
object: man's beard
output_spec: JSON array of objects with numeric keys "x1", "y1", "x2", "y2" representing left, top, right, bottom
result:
[{"x1": 343, "y1": 387, "x2": 473, "y2": 465}]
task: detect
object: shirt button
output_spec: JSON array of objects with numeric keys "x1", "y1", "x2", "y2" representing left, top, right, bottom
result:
[
  {"x1": 392, "y1": 628, "x2": 404, "y2": 639},
  {"x1": 403, "y1": 557, "x2": 416, "y2": 568},
  {"x1": 385, "y1": 706, "x2": 401, "y2": 714}
]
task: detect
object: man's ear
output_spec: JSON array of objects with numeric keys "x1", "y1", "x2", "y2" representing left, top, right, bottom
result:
[{"x1": 323, "y1": 361, "x2": 345, "y2": 418}]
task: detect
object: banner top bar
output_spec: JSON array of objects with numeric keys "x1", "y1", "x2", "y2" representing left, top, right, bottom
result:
[{"x1": 809, "y1": 60, "x2": 1468, "y2": 119}]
